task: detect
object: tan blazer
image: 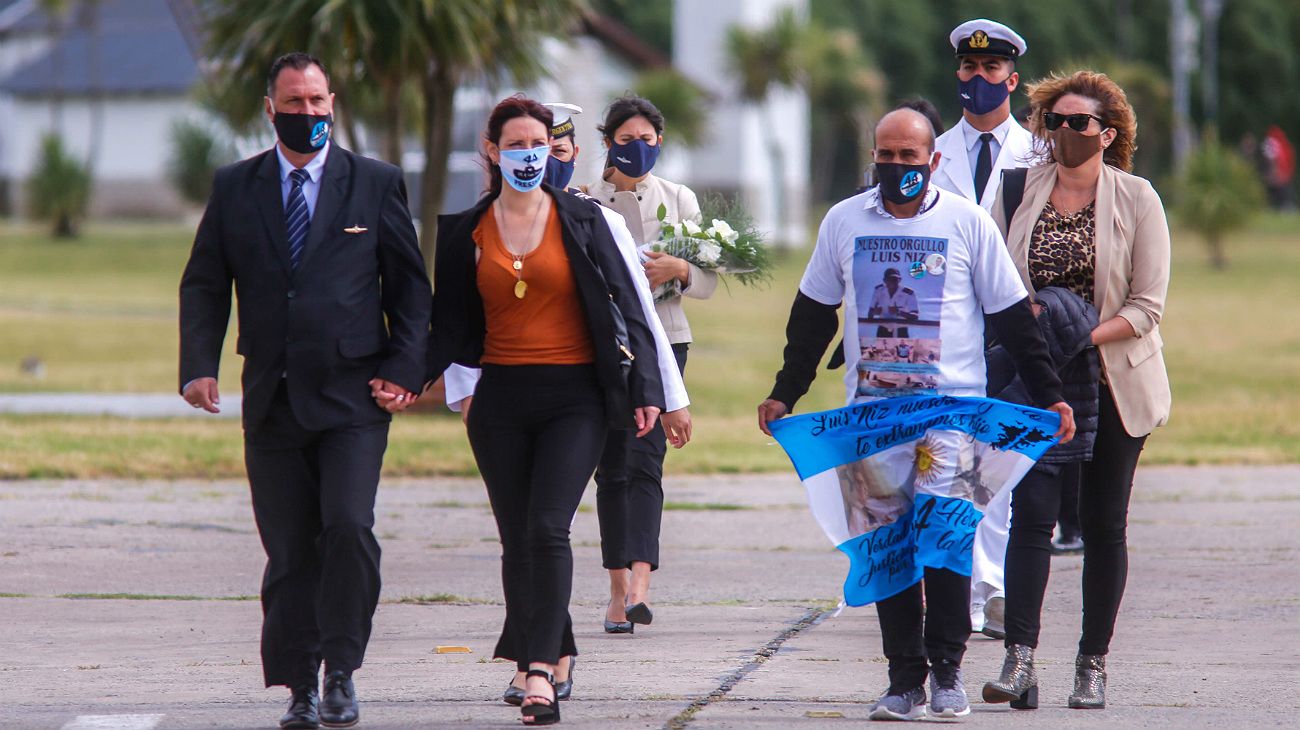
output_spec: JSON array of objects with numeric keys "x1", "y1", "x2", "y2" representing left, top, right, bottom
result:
[
  {"x1": 586, "y1": 174, "x2": 718, "y2": 344},
  {"x1": 992, "y1": 163, "x2": 1171, "y2": 437}
]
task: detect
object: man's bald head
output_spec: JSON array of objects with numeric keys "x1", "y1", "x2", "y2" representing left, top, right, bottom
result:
[{"x1": 874, "y1": 109, "x2": 936, "y2": 155}]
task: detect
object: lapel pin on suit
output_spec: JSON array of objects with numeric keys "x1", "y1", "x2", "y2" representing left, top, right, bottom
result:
[{"x1": 344, "y1": 225, "x2": 368, "y2": 234}]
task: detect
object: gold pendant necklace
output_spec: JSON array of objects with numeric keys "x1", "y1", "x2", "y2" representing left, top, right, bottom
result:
[{"x1": 495, "y1": 198, "x2": 546, "y2": 300}]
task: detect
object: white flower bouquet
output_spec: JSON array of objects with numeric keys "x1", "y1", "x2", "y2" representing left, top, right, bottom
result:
[{"x1": 640, "y1": 194, "x2": 771, "y2": 302}]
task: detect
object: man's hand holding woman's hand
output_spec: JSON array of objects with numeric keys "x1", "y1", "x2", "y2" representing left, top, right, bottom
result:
[{"x1": 370, "y1": 378, "x2": 417, "y2": 413}]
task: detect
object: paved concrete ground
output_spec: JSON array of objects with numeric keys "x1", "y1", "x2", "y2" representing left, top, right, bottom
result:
[{"x1": 1, "y1": 467, "x2": 1297, "y2": 728}]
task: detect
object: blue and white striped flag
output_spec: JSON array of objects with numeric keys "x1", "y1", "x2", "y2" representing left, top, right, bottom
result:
[{"x1": 769, "y1": 395, "x2": 1060, "y2": 606}]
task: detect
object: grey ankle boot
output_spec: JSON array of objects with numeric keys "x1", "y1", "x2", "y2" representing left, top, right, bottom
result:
[
  {"x1": 981, "y1": 644, "x2": 1038, "y2": 709},
  {"x1": 1068, "y1": 654, "x2": 1106, "y2": 709}
]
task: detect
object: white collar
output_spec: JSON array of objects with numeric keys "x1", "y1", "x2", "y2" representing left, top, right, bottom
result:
[
  {"x1": 863, "y1": 185, "x2": 940, "y2": 219},
  {"x1": 960, "y1": 115, "x2": 1015, "y2": 152},
  {"x1": 276, "y1": 141, "x2": 331, "y2": 183},
  {"x1": 590, "y1": 172, "x2": 654, "y2": 195}
]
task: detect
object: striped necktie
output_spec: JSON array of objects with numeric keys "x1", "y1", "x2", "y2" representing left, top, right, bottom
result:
[{"x1": 285, "y1": 168, "x2": 311, "y2": 270}]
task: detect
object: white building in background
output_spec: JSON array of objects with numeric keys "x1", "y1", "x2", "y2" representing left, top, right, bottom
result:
[
  {"x1": 0, "y1": 0, "x2": 205, "y2": 218},
  {"x1": 0, "y1": 0, "x2": 810, "y2": 236},
  {"x1": 674, "y1": 0, "x2": 810, "y2": 246}
]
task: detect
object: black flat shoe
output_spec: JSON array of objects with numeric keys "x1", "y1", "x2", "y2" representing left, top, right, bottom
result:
[
  {"x1": 503, "y1": 682, "x2": 525, "y2": 706},
  {"x1": 521, "y1": 669, "x2": 560, "y2": 725},
  {"x1": 603, "y1": 602, "x2": 633, "y2": 634},
  {"x1": 625, "y1": 602, "x2": 653, "y2": 626},
  {"x1": 556, "y1": 658, "x2": 574, "y2": 701},
  {"x1": 280, "y1": 685, "x2": 320, "y2": 729},
  {"x1": 319, "y1": 669, "x2": 359, "y2": 728}
]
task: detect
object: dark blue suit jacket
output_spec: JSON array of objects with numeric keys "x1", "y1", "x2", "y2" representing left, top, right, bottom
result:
[{"x1": 179, "y1": 145, "x2": 431, "y2": 431}]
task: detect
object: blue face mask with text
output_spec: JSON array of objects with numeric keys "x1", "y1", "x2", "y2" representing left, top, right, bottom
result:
[
  {"x1": 498, "y1": 145, "x2": 549, "y2": 193},
  {"x1": 544, "y1": 155, "x2": 576, "y2": 190},
  {"x1": 958, "y1": 74, "x2": 1011, "y2": 116},
  {"x1": 607, "y1": 138, "x2": 659, "y2": 178}
]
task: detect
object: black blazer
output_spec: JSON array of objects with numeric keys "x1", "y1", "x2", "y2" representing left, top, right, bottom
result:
[
  {"x1": 179, "y1": 145, "x2": 431, "y2": 431},
  {"x1": 428, "y1": 186, "x2": 665, "y2": 428}
]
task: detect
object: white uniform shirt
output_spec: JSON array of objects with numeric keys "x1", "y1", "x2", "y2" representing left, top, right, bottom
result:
[{"x1": 933, "y1": 117, "x2": 1033, "y2": 211}]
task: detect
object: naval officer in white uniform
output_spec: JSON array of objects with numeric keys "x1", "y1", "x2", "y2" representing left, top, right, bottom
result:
[
  {"x1": 932, "y1": 19, "x2": 1033, "y2": 213},
  {"x1": 932, "y1": 18, "x2": 1033, "y2": 638}
]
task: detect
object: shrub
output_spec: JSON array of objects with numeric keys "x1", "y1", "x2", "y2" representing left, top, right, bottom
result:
[
  {"x1": 27, "y1": 134, "x2": 91, "y2": 238},
  {"x1": 169, "y1": 120, "x2": 233, "y2": 206},
  {"x1": 1174, "y1": 131, "x2": 1266, "y2": 269}
]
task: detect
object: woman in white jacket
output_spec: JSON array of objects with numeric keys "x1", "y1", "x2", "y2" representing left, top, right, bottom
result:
[{"x1": 585, "y1": 96, "x2": 716, "y2": 632}]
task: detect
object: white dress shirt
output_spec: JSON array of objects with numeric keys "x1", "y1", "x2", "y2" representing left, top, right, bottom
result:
[
  {"x1": 276, "y1": 141, "x2": 330, "y2": 217},
  {"x1": 962, "y1": 115, "x2": 1015, "y2": 187}
]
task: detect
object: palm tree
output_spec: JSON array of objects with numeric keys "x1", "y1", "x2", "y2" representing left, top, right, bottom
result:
[
  {"x1": 408, "y1": 0, "x2": 584, "y2": 254},
  {"x1": 725, "y1": 7, "x2": 803, "y2": 244},
  {"x1": 202, "y1": 0, "x2": 586, "y2": 260}
]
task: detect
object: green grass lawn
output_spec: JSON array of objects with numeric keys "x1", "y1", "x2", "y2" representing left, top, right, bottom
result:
[{"x1": 1, "y1": 214, "x2": 1297, "y2": 478}]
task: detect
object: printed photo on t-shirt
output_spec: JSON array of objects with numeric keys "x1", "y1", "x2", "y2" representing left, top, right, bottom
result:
[{"x1": 853, "y1": 235, "x2": 949, "y2": 397}]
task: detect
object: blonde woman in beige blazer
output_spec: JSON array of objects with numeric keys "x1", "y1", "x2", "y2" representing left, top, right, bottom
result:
[
  {"x1": 584, "y1": 96, "x2": 717, "y2": 635},
  {"x1": 981, "y1": 71, "x2": 1171, "y2": 712}
]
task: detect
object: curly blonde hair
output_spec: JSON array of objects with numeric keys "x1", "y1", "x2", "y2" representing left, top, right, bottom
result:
[{"x1": 1026, "y1": 70, "x2": 1137, "y2": 172}]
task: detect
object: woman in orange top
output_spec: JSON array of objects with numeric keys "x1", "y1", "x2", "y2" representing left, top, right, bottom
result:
[{"x1": 429, "y1": 96, "x2": 666, "y2": 726}]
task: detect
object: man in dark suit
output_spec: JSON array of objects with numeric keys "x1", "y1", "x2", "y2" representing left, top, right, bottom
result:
[{"x1": 179, "y1": 52, "x2": 430, "y2": 729}]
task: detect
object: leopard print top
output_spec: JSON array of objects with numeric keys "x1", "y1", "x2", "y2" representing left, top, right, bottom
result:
[{"x1": 1028, "y1": 200, "x2": 1096, "y2": 304}]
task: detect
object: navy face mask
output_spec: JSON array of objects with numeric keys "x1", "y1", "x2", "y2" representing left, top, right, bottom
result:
[
  {"x1": 875, "y1": 161, "x2": 933, "y2": 205},
  {"x1": 545, "y1": 155, "x2": 576, "y2": 189},
  {"x1": 958, "y1": 74, "x2": 1011, "y2": 116},
  {"x1": 607, "y1": 138, "x2": 660, "y2": 178}
]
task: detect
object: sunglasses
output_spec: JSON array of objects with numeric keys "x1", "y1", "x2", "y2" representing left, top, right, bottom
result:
[{"x1": 1043, "y1": 112, "x2": 1105, "y2": 132}]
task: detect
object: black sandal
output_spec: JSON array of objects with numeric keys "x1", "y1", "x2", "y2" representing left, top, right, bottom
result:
[{"x1": 520, "y1": 669, "x2": 560, "y2": 725}]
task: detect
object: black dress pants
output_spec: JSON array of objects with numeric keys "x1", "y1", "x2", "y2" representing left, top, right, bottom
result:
[
  {"x1": 1004, "y1": 385, "x2": 1148, "y2": 654},
  {"x1": 595, "y1": 344, "x2": 688, "y2": 570},
  {"x1": 244, "y1": 383, "x2": 388, "y2": 688},
  {"x1": 874, "y1": 567, "x2": 972, "y2": 692},
  {"x1": 467, "y1": 364, "x2": 608, "y2": 670}
]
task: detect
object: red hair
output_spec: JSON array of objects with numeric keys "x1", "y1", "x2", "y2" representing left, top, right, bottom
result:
[{"x1": 483, "y1": 95, "x2": 554, "y2": 196}]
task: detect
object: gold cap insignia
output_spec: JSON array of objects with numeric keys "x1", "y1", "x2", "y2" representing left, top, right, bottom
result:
[{"x1": 970, "y1": 30, "x2": 990, "y2": 49}]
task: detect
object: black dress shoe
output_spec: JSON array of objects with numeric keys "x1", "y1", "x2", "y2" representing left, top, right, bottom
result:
[
  {"x1": 320, "y1": 670, "x2": 359, "y2": 728},
  {"x1": 280, "y1": 685, "x2": 320, "y2": 729},
  {"x1": 625, "y1": 602, "x2": 653, "y2": 625},
  {"x1": 556, "y1": 657, "x2": 575, "y2": 701}
]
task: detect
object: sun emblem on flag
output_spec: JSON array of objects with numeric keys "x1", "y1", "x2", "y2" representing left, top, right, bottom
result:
[{"x1": 913, "y1": 435, "x2": 946, "y2": 487}]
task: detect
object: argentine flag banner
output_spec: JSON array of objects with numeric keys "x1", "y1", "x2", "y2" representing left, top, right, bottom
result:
[{"x1": 768, "y1": 395, "x2": 1060, "y2": 606}]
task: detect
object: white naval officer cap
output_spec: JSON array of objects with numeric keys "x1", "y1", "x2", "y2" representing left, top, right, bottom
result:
[
  {"x1": 543, "y1": 102, "x2": 583, "y2": 139},
  {"x1": 949, "y1": 19, "x2": 1027, "y2": 59}
]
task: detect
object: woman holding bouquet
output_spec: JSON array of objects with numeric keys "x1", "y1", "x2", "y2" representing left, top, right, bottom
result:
[{"x1": 586, "y1": 95, "x2": 715, "y2": 632}]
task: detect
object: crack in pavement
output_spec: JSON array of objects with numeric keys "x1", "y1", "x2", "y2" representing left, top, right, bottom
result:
[{"x1": 664, "y1": 605, "x2": 830, "y2": 730}]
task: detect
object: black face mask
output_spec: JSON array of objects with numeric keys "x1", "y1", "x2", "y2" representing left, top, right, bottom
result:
[
  {"x1": 875, "y1": 161, "x2": 932, "y2": 205},
  {"x1": 274, "y1": 111, "x2": 333, "y2": 154}
]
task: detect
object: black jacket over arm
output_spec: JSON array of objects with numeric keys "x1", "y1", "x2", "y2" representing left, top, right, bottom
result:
[
  {"x1": 179, "y1": 146, "x2": 431, "y2": 431},
  {"x1": 428, "y1": 185, "x2": 664, "y2": 429}
]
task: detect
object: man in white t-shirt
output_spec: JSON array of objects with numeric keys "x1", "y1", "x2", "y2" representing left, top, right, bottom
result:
[{"x1": 757, "y1": 109, "x2": 1073, "y2": 722}]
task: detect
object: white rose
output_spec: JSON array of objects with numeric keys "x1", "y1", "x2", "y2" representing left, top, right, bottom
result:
[
  {"x1": 682, "y1": 219, "x2": 702, "y2": 236},
  {"x1": 696, "y1": 241, "x2": 722, "y2": 266},
  {"x1": 711, "y1": 219, "x2": 736, "y2": 239}
]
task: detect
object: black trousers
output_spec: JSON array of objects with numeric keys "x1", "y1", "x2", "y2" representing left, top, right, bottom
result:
[
  {"x1": 875, "y1": 567, "x2": 971, "y2": 692},
  {"x1": 1057, "y1": 464, "x2": 1082, "y2": 539},
  {"x1": 467, "y1": 364, "x2": 607, "y2": 670},
  {"x1": 595, "y1": 344, "x2": 688, "y2": 571},
  {"x1": 244, "y1": 383, "x2": 388, "y2": 688},
  {"x1": 1004, "y1": 385, "x2": 1148, "y2": 654}
]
